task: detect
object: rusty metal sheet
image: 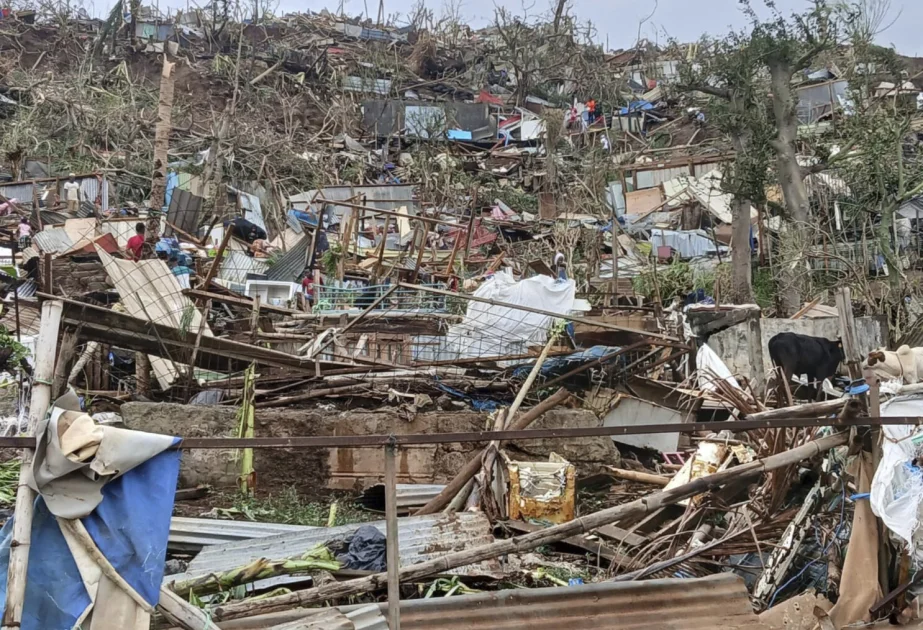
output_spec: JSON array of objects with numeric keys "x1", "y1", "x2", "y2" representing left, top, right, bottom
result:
[{"x1": 388, "y1": 574, "x2": 769, "y2": 629}]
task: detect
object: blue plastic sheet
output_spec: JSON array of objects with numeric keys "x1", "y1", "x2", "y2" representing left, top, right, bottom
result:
[
  {"x1": 434, "y1": 380, "x2": 500, "y2": 411},
  {"x1": 0, "y1": 444, "x2": 181, "y2": 630},
  {"x1": 511, "y1": 345, "x2": 623, "y2": 380}
]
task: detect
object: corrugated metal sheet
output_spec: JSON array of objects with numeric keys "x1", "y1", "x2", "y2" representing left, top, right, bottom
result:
[
  {"x1": 289, "y1": 184, "x2": 418, "y2": 225},
  {"x1": 218, "y1": 250, "x2": 270, "y2": 286},
  {"x1": 358, "y1": 574, "x2": 767, "y2": 630},
  {"x1": 357, "y1": 484, "x2": 445, "y2": 513},
  {"x1": 169, "y1": 517, "x2": 315, "y2": 551},
  {"x1": 40, "y1": 210, "x2": 70, "y2": 226},
  {"x1": 165, "y1": 188, "x2": 204, "y2": 238},
  {"x1": 0, "y1": 183, "x2": 34, "y2": 203},
  {"x1": 33, "y1": 228, "x2": 74, "y2": 254},
  {"x1": 169, "y1": 512, "x2": 499, "y2": 584},
  {"x1": 237, "y1": 189, "x2": 267, "y2": 233},
  {"x1": 265, "y1": 234, "x2": 311, "y2": 282}
]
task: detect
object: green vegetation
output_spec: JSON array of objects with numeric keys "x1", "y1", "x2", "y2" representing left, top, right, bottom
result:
[
  {"x1": 0, "y1": 459, "x2": 20, "y2": 506},
  {"x1": 218, "y1": 487, "x2": 376, "y2": 527}
]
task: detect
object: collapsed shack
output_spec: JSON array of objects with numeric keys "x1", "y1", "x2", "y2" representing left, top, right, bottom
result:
[{"x1": 1, "y1": 6, "x2": 923, "y2": 630}]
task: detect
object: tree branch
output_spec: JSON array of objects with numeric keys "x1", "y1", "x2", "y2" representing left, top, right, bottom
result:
[{"x1": 677, "y1": 84, "x2": 731, "y2": 100}]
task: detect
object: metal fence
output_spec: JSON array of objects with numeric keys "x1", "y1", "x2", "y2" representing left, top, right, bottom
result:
[{"x1": 314, "y1": 283, "x2": 447, "y2": 313}]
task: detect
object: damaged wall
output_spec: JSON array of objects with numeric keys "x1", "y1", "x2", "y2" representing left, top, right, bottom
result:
[
  {"x1": 120, "y1": 404, "x2": 619, "y2": 491},
  {"x1": 46, "y1": 257, "x2": 110, "y2": 295},
  {"x1": 707, "y1": 315, "x2": 888, "y2": 384}
]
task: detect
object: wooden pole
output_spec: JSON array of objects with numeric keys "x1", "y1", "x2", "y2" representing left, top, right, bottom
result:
[
  {"x1": 158, "y1": 587, "x2": 222, "y2": 630},
  {"x1": 200, "y1": 226, "x2": 234, "y2": 290},
  {"x1": 415, "y1": 387, "x2": 571, "y2": 516},
  {"x1": 384, "y1": 442, "x2": 401, "y2": 630},
  {"x1": 410, "y1": 227, "x2": 426, "y2": 285},
  {"x1": 213, "y1": 431, "x2": 849, "y2": 621},
  {"x1": 2, "y1": 299, "x2": 63, "y2": 629},
  {"x1": 606, "y1": 467, "x2": 670, "y2": 486}
]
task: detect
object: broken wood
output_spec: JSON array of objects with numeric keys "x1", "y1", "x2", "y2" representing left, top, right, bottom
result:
[
  {"x1": 415, "y1": 387, "x2": 573, "y2": 516},
  {"x1": 213, "y1": 431, "x2": 849, "y2": 621},
  {"x1": 200, "y1": 227, "x2": 234, "y2": 291},
  {"x1": 606, "y1": 467, "x2": 670, "y2": 486},
  {"x1": 2, "y1": 300, "x2": 63, "y2": 629},
  {"x1": 384, "y1": 443, "x2": 401, "y2": 630}
]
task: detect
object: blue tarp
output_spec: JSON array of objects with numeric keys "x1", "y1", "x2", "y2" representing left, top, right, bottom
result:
[
  {"x1": 512, "y1": 345, "x2": 623, "y2": 380},
  {"x1": 434, "y1": 380, "x2": 500, "y2": 411},
  {"x1": 0, "y1": 444, "x2": 181, "y2": 630},
  {"x1": 618, "y1": 101, "x2": 655, "y2": 115}
]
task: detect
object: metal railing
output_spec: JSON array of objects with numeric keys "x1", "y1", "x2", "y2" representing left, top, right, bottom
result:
[{"x1": 314, "y1": 283, "x2": 447, "y2": 313}]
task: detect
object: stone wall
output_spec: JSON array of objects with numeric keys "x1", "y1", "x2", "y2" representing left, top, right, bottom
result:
[
  {"x1": 119, "y1": 403, "x2": 620, "y2": 492},
  {"x1": 45, "y1": 257, "x2": 111, "y2": 296}
]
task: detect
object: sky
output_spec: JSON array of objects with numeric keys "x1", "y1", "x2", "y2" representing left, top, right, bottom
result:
[{"x1": 136, "y1": 0, "x2": 921, "y2": 56}]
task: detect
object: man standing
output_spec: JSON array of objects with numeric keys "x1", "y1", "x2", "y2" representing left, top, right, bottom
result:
[
  {"x1": 126, "y1": 222, "x2": 146, "y2": 261},
  {"x1": 63, "y1": 174, "x2": 81, "y2": 212}
]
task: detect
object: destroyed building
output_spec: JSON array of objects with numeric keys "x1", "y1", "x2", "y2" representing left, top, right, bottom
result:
[{"x1": 2, "y1": 2, "x2": 923, "y2": 629}]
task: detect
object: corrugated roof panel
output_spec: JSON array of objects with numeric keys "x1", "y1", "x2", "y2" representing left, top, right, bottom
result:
[
  {"x1": 0, "y1": 183, "x2": 34, "y2": 203},
  {"x1": 289, "y1": 185, "x2": 418, "y2": 225},
  {"x1": 218, "y1": 251, "x2": 270, "y2": 286},
  {"x1": 237, "y1": 190, "x2": 266, "y2": 233},
  {"x1": 168, "y1": 512, "x2": 499, "y2": 584},
  {"x1": 33, "y1": 228, "x2": 74, "y2": 254},
  {"x1": 169, "y1": 517, "x2": 315, "y2": 551},
  {"x1": 265, "y1": 234, "x2": 310, "y2": 282},
  {"x1": 389, "y1": 574, "x2": 768, "y2": 629}
]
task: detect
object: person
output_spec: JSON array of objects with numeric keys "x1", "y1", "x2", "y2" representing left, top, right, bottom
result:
[
  {"x1": 586, "y1": 99, "x2": 596, "y2": 123},
  {"x1": 18, "y1": 217, "x2": 31, "y2": 250},
  {"x1": 301, "y1": 272, "x2": 317, "y2": 308},
  {"x1": 126, "y1": 222, "x2": 146, "y2": 261},
  {"x1": 63, "y1": 174, "x2": 80, "y2": 213}
]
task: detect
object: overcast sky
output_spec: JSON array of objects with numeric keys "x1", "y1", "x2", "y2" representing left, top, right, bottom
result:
[{"x1": 137, "y1": 0, "x2": 920, "y2": 56}]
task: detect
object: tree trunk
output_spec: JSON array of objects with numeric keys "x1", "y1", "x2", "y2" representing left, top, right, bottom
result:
[
  {"x1": 768, "y1": 58, "x2": 811, "y2": 224},
  {"x1": 877, "y1": 202, "x2": 902, "y2": 291},
  {"x1": 730, "y1": 196, "x2": 753, "y2": 304},
  {"x1": 768, "y1": 57, "x2": 811, "y2": 315}
]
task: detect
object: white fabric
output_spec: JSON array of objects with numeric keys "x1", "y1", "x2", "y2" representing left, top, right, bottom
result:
[
  {"x1": 870, "y1": 395, "x2": 923, "y2": 549},
  {"x1": 446, "y1": 271, "x2": 576, "y2": 359},
  {"x1": 649, "y1": 229, "x2": 727, "y2": 259},
  {"x1": 26, "y1": 391, "x2": 176, "y2": 519},
  {"x1": 696, "y1": 344, "x2": 742, "y2": 392}
]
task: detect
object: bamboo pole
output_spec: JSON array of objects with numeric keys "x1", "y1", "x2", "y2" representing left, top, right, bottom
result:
[
  {"x1": 2, "y1": 300, "x2": 63, "y2": 629},
  {"x1": 200, "y1": 226, "x2": 234, "y2": 290},
  {"x1": 213, "y1": 431, "x2": 849, "y2": 621},
  {"x1": 384, "y1": 443, "x2": 401, "y2": 630}
]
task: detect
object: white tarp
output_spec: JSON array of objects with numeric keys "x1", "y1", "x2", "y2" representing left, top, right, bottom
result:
[
  {"x1": 446, "y1": 271, "x2": 575, "y2": 359},
  {"x1": 649, "y1": 229, "x2": 727, "y2": 259},
  {"x1": 696, "y1": 344, "x2": 742, "y2": 391},
  {"x1": 871, "y1": 395, "x2": 923, "y2": 551}
]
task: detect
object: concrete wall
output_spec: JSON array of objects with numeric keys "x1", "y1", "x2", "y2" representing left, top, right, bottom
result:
[
  {"x1": 120, "y1": 404, "x2": 620, "y2": 492},
  {"x1": 708, "y1": 315, "x2": 888, "y2": 386}
]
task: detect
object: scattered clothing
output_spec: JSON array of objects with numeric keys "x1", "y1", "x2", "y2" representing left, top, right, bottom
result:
[{"x1": 336, "y1": 525, "x2": 387, "y2": 572}]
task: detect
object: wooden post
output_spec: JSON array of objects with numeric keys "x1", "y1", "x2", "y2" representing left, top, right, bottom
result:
[
  {"x1": 136, "y1": 352, "x2": 151, "y2": 397},
  {"x1": 2, "y1": 299, "x2": 63, "y2": 629},
  {"x1": 200, "y1": 226, "x2": 233, "y2": 290},
  {"x1": 249, "y1": 295, "x2": 261, "y2": 344},
  {"x1": 835, "y1": 288, "x2": 867, "y2": 410},
  {"x1": 410, "y1": 227, "x2": 426, "y2": 285},
  {"x1": 384, "y1": 442, "x2": 401, "y2": 630}
]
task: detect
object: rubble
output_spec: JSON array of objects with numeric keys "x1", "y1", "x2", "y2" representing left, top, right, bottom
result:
[{"x1": 1, "y1": 2, "x2": 923, "y2": 629}]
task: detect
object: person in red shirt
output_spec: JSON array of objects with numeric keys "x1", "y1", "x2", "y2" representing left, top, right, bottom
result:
[{"x1": 126, "y1": 222, "x2": 146, "y2": 261}]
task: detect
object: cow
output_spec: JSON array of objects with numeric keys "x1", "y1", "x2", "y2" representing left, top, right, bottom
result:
[{"x1": 767, "y1": 332, "x2": 844, "y2": 403}]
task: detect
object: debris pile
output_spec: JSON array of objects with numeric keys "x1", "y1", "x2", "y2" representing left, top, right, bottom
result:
[{"x1": 1, "y1": 2, "x2": 923, "y2": 629}]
